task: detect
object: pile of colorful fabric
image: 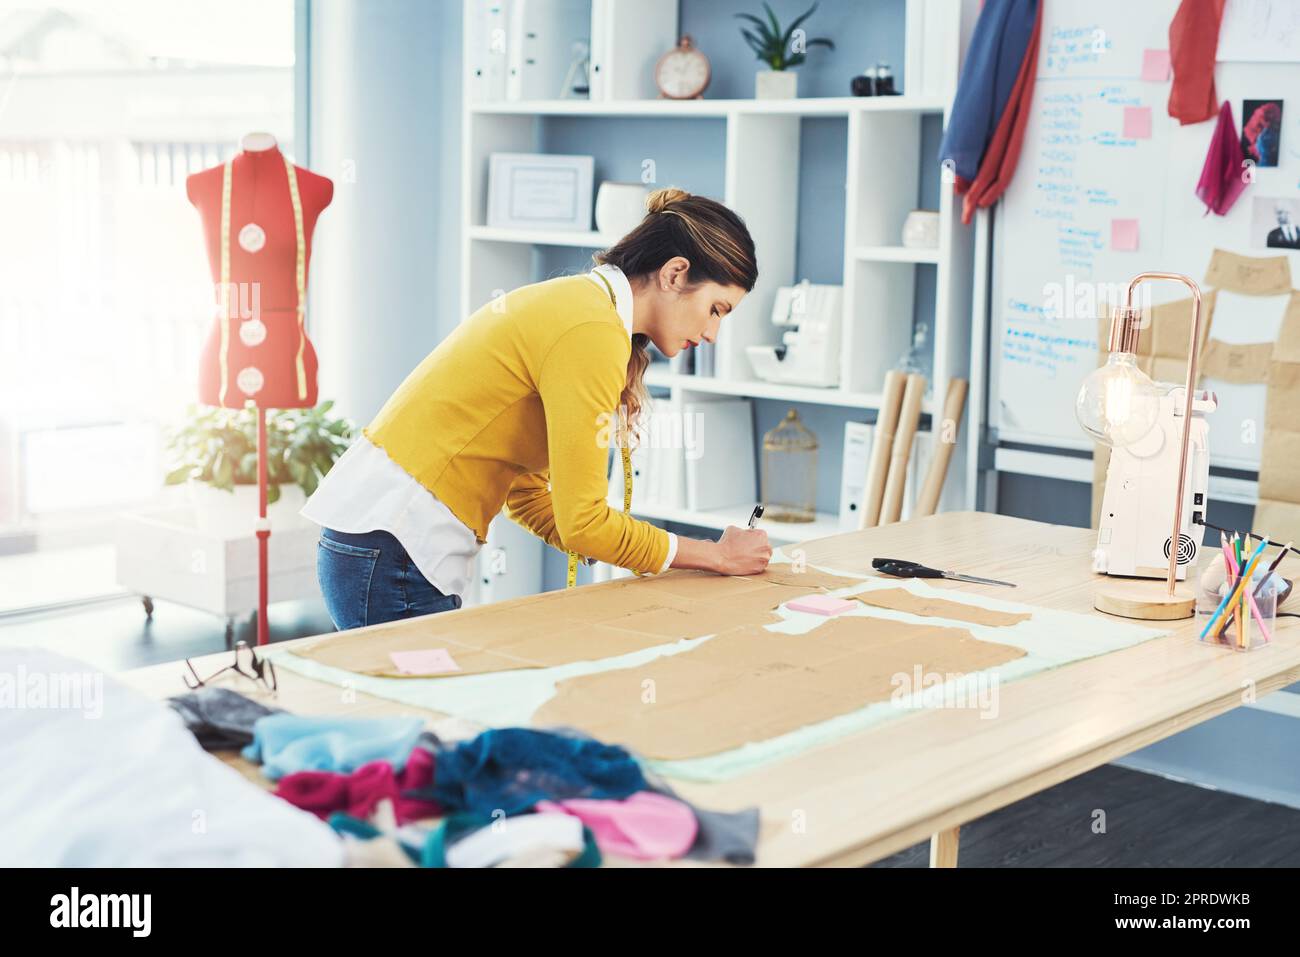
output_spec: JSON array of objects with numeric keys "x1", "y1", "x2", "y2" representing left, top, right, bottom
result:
[{"x1": 210, "y1": 702, "x2": 761, "y2": 868}]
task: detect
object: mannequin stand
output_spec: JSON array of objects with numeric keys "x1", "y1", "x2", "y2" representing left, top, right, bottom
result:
[{"x1": 255, "y1": 406, "x2": 271, "y2": 646}]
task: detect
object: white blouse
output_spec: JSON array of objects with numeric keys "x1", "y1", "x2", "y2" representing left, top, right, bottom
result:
[{"x1": 300, "y1": 263, "x2": 677, "y2": 596}]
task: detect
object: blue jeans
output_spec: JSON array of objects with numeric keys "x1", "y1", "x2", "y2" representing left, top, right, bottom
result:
[{"x1": 316, "y1": 527, "x2": 462, "y2": 631}]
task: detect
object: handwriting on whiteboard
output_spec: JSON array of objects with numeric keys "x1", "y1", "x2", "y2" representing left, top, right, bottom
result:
[{"x1": 1044, "y1": 24, "x2": 1113, "y2": 75}]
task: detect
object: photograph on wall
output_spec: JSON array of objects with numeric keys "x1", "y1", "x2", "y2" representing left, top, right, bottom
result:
[
  {"x1": 1241, "y1": 99, "x2": 1283, "y2": 167},
  {"x1": 1252, "y1": 197, "x2": 1300, "y2": 249}
]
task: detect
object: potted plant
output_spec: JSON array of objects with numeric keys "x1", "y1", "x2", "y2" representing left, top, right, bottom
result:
[
  {"x1": 737, "y1": 2, "x2": 835, "y2": 100},
  {"x1": 163, "y1": 401, "x2": 354, "y2": 533}
]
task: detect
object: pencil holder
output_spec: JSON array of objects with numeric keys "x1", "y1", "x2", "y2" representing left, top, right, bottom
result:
[{"x1": 1197, "y1": 569, "x2": 1280, "y2": 652}]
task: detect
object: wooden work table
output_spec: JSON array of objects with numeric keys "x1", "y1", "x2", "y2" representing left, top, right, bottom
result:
[{"x1": 120, "y1": 512, "x2": 1300, "y2": 867}]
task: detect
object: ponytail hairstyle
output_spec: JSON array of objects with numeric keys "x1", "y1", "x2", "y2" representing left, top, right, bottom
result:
[{"x1": 595, "y1": 187, "x2": 758, "y2": 439}]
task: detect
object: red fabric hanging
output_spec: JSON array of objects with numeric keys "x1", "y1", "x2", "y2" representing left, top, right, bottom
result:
[
  {"x1": 955, "y1": 0, "x2": 1043, "y2": 225},
  {"x1": 1196, "y1": 101, "x2": 1249, "y2": 215},
  {"x1": 1168, "y1": 0, "x2": 1227, "y2": 126}
]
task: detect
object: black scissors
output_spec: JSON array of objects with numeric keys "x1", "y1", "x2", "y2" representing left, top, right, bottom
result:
[{"x1": 872, "y1": 557, "x2": 1016, "y2": 588}]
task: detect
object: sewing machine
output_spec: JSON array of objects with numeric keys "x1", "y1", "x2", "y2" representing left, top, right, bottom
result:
[
  {"x1": 1093, "y1": 386, "x2": 1216, "y2": 581},
  {"x1": 745, "y1": 281, "x2": 842, "y2": 388}
]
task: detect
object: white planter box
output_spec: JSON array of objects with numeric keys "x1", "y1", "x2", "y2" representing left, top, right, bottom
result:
[
  {"x1": 115, "y1": 505, "x2": 320, "y2": 620},
  {"x1": 187, "y1": 481, "x2": 308, "y2": 536},
  {"x1": 755, "y1": 70, "x2": 798, "y2": 99}
]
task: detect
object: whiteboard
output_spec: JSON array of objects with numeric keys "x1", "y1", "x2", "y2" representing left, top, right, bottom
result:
[{"x1": 990, "y1": 0, "x2": 1300, "y2": 467}]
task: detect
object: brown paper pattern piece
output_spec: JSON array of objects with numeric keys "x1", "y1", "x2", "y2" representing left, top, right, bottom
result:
[
  {"x1": 851, "y1": 587, "x2": 1031, "y2": 627},
  {"x1": 748, "y1": 566, "x2": 867, "y2": 591},
  {"x1": 294, "y1": 573, "x2": 789, "y2": 678},
  {"x1": 1199, "y1": 340, "x2": 1273, "y2": 383},
  {"x1": 532, "y1": 618, "x2": 1026, "y2": 760},
  {"x1": 1204, "y1": 249, "x2": 1292, "y2": 295}
]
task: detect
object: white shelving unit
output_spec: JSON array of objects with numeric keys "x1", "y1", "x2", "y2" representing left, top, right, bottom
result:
[{"x1": 461, "y1": 0, "x2": 980, "y2": 601}]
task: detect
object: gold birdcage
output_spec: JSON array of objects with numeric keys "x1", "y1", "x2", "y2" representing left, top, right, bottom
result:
[{"x1": 761, "y1": 408, "x2": 818, "y2": 523}]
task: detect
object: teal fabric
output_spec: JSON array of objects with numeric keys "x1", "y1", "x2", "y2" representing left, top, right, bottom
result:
[{"x1": 242, "y1": 713, "x2": 425, "y2": 780}]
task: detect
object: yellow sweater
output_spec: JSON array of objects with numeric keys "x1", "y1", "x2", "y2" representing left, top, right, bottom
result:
[{"x1": 365, "y1": 274, "x2": 670, "y2": 575}]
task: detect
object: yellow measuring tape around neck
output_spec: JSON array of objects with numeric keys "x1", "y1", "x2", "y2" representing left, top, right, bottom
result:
[
  {"x1": 567, "y1": 269, "x2": 632, "y2": 589},
  {"x1": 217, "y1": 153, "x2": 309, "y2": 407}
]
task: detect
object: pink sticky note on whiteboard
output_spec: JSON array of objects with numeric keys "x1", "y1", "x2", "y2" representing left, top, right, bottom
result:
[
  {"x1": 1123, "y1": 106, "x2": 1152, "y2": 139},
  {"x1": 389, "y1": 648, "x2": 461, "y2": 675},
  {"x1": 1140, "y1": 48, "x2": 1171, "y2": 82},
  {"x1": 1111, "y1": 218, "x2": 1140, "y2": 251},
  {"x1": 787, "y1": 594, "x2": 857, "y2": 616}
]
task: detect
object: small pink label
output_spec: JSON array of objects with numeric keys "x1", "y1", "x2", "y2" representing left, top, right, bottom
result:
[
  {"x1": 1111, "y1": 218, "x2": 1140, "y2": 251},
  {"x1": 1123, "y1": 106, "x2": 1152, "y2": 139},
  {"x1": 389, "y1": 648, "x2": 461, "y2": 675},
  {"x1": 787, "y1": 594, "x2": 857, "y2": 616},
  {"x1": 1140, "y1": 49, "x2": 1171, "y2": 82}
]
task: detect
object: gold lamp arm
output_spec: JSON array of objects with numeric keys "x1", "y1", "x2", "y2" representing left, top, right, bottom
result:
[{"x1": 1115, "y1": 272, "x2": 1203, "y2": 597}]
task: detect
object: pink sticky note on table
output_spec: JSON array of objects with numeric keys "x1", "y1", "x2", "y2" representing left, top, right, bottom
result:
[
  {"x1": 1123, "y1": 106, "x2": 1152, "y2": 139},
  {"x1": 1111, "y1": 218, "x2": 1139, "y2": 251},
  {"x1": 389, "y1": 648, "x2": 461, "y2": 675},
  {"x1": 1141, "y1": 48, "x2": 1171, "y2": 82},
  {"x1": 786, "y1": 594, "x2": 857, "y2": 616}
]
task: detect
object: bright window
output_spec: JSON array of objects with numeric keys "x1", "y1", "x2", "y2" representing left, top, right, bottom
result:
[{"x1": 0, "y1": 0, "x2": 294, "y2": 547}]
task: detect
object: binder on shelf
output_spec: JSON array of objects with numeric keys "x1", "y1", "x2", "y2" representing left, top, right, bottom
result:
[
  {"x1": 684, "y1": 398, "x2": 755, "y2": 511},
  {"x1": 608, "y1": 433, "x2": 684, "y2": 512},
  {"x1": 466, "y1": 1, "x2": 509, "y2": 103},
  {"x1": 506, "y1": 0, "x2": 591, "y2": 101},
  {"x1": 838, "y1": 421, "x2": 872, "y2": 531},
  {"x1": 590, "y1": 0, "x2": 678, "y2": 101},
  {"x1": 839, "y1": 422, "x2": 932, "y2": 530}
]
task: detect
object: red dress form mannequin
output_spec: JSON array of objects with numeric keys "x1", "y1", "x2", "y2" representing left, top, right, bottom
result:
[
  {"x1": 186, "y1": 133, "x2": 332, "y2": 646},
  {"x1": 187, "y1": 133, "x2": 333, "y2": 409}
]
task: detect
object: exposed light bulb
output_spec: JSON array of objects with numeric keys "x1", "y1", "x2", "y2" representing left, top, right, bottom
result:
[{"x1": 1075, "y1": 352, "x2": 1161, "y2": 447}]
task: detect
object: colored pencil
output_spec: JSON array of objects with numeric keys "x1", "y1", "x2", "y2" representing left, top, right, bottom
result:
[
  {"x1": 1201, "y1": 537, "x2": 1269, "y2": 641},
  {"x1": 1216, "y1": 537, "x2": 1273, "y2": 644}
]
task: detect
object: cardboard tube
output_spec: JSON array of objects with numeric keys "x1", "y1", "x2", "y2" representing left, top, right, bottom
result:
[
  {"x1": 913, "y1": 378, "x2": 968, "y2": 518},
  {"x1": 881, "y1": 373, "x2": 927, "y2": 525},
  {"x1": 860, "y1": 370, "x2": 908, "y2": 529}
]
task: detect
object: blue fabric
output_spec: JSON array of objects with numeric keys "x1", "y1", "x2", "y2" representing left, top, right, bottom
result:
[
  {"x1": 242, "y1": 713, "x2": 426, "y2": 780},
  {"x1": 937, "y1": 0, "x2": 1040, "y2": 180},
  {"x1": 317, "y1": 527, "x2": 462, "y2": 631},
  {"x1": 417, "y1": 728, "x2": 647, "y2": 817}
]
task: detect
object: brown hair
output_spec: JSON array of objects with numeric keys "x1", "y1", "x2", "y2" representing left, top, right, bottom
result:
[{"x1": 595, "y1": 187, "x2": 758, "y2": 438}]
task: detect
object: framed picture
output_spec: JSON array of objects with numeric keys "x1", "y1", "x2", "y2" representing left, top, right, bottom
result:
[
  {"x1": 1251, "y1": 196, "x2": 1300, "y2": 249},
  {"x1": 1241, "y1": 99, "x2": 1283, "y2": 168},
  {"x1": 487, "y1": 152, "x2": 594, "y2": 231}
]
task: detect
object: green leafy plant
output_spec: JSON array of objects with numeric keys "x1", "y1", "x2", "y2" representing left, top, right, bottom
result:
[
  {"x1": 737, "y1": 2, "x2": 835, "y2": 71},
  {"x1": 163, "y1": 401, "x2": 354, "y2": 503}
]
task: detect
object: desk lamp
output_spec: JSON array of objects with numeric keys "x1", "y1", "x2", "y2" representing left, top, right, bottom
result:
[{"x1": 1076, "y1": 272, "x2": 1214, "y2": 620}]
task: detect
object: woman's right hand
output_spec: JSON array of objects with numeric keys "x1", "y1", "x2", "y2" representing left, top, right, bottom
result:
[{"x1": 715, "y1": 525, "x2": 771, "y2": 576}]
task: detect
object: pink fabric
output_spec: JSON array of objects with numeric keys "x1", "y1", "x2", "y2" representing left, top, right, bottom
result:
[
  {"x1": 275, "y1": 746, "x2": 440, "y2": 824},
  {"x1": 1196, "y1": 101, "x2": 1248, "y2": 216},
  {"x1": 535, "y1": 791, "x2": 698, "y2": 860}
]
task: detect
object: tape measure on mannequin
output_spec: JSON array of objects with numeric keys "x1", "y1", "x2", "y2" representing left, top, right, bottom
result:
[{"x1": 218, "y1": 153, "x2": 308, "y2": 406}]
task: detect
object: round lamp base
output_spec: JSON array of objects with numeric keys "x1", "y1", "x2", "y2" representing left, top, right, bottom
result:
[{"x1": 1093, "y1": 579, "x2": 1196, "y2": 620}]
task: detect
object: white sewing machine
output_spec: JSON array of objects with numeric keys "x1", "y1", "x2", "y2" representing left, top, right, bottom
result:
[
  {"x1": 1093, "y1": 386, "x2": 1216, "y2": 581},
  {"x1": 745, "y1": 281, "x2": 842, "y2": 387}
]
